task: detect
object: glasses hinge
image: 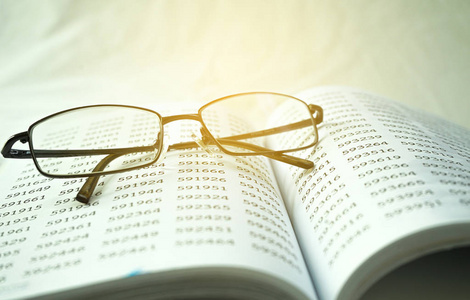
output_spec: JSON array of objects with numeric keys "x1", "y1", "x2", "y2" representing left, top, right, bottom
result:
[
  {"x1": 308, "y1": 104, "x2": 324, "y2": 124},
  {"x1": 8, "y1": 149, "x2": 32, "y2": 158}
]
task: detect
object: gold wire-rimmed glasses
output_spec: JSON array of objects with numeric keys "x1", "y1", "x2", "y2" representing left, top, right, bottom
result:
[{"x1": 2, "y1": 92, "x2": 323, "y2": 204}]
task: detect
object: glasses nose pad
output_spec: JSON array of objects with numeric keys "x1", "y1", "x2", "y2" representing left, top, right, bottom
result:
[
  {"x1": 155, "y1": 133, "x2": 170, "y2": 164},
  {"x1": 191, "y1": 128, "x2": 216, "y2": 157}
]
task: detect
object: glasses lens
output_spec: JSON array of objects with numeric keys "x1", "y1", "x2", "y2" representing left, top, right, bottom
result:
[
  {"x1": 30, "y1": 106, "x2": 162, "y2": 176},
  {"x1": 200, "y1": 93, "x2": 317, "y2": 154}
]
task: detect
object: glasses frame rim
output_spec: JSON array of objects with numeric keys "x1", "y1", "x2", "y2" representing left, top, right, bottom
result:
[
  {"x1": 27, "y1": 104, "x2": 165, "y2": 179},
  {"x1": 198, "y1": 91, "x2": 319, "y2": 156}
]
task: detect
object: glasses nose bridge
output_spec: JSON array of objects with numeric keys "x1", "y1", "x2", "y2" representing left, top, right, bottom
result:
[{"x1": 161, "y1": 113, "x2": 203, "y2": 126}]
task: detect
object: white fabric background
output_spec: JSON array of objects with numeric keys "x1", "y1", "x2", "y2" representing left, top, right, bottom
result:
[{"x1": 0, "y1": 0, "x2": 469, "y2": 139}]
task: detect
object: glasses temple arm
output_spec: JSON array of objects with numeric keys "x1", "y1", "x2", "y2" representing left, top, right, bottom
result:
[
  {"x1": 168, "y1": 138, "x2": 314, "y2": 169},
  {"x1": 222, "y1": 119, "x2": 313, "y2": 141},
  {"x1": 204, "y1": 105, "x2": 322, "y2": 142},
  {"x1": 2, "y1": 132, "x2": 31, "y2": 158},
  {"x1": 4, "y1": 144, "x2": 156, "y2": 161},
  {"x1": 219, "y1": 138, "x2": 314, "y2": 169},
  {"x1": 75, "y1": 153, "x2": 122, "y2": 204},
  {"x1": 75, "y1": 144, "x2": 159, "y2": 204},
  {"x1": 72, "y1": 146, "x2": 158, "y2": 204},
  {"x1": 2, "y1": 131, "x2": 157, "y2": 160},
  {"x1": 33, "y1": 147, "x2": 157, "y2": 158}
]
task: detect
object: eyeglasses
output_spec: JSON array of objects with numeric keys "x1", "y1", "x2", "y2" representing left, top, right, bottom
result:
[{"x1": 2, "y1": 92, "x2": 323, "y2": 204}]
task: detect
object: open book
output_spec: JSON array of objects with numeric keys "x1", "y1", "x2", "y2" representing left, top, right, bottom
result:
[{"x1": 0, "y1": 87, "x2": 469, "y2": 300}]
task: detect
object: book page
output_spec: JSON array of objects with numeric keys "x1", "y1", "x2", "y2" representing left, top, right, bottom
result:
[
  {"x1": 270, "y1": 87, "x2": 470, "y2": 300},
  {"x1": 0, "y1": 106, "x2": 316, "y2": 299}
]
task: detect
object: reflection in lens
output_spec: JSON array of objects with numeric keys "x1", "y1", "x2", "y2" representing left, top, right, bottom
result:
[
  {"x1": 200, "y1": 93, "x2": 316, "y2": 154},
  {"x1": 30, "y1": 106, "x2": 162, "y2": 176}
]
